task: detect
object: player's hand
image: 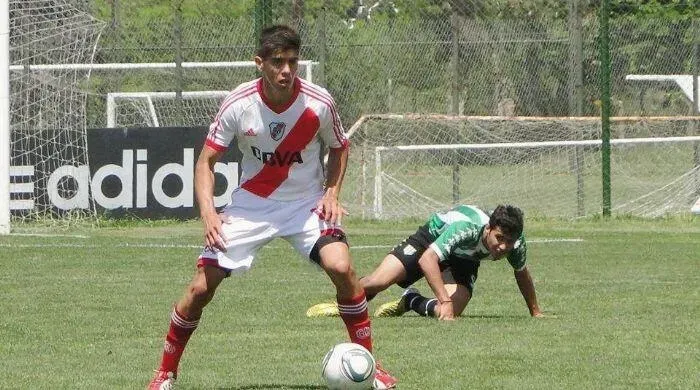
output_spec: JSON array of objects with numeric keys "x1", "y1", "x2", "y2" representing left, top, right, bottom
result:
[
  {"x1": 532, "y1": 311, "x2": 557, "y2": 319},
  {"x1": 316, "y1": 192, "x2": 349, "y2": 226},
  {"x1": 437, "y1": 301, "x2": 455, "y2": 321},
  {"x1": 202, "y1": 211, "x2": 228, "y2": 252}
]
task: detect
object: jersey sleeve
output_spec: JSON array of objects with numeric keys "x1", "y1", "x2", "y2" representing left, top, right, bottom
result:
[
  {"x1": 205, "y1": 101, "x2": 238, "y2": 152},
  {"x1": 428, "y1": 221, "x2": 481, "y2": 262},
  {"x1": 317, "y1": 91, "x2": 349, "y2": 149},
  {"x1": 507, "y1": 235, "x2": 527, "y2": 271}
]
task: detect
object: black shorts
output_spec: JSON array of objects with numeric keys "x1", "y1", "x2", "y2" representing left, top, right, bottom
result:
[{"x1": 390, "y1": 225, "x2": 480, "y2": 293}]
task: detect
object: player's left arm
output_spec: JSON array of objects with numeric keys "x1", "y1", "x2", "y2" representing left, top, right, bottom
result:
[
  {"x1": 316, "y1": 92, "x2": 350, "y2": 225},
  {"x1": 514, "y1": 266, "x2": 542, "y2": 317},
  {"x1": 318, "y1": 146, "x2": 349, "y2": 225}
]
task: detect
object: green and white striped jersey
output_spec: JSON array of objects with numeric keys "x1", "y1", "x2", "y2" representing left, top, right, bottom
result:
[{"x1": 425, "y1": 204, "x2": 527, "y2": 271}]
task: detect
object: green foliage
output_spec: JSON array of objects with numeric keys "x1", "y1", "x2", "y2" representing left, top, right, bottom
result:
[
  {"x1": 83, "y1": 1, "x2": 699, "y2": 124},
  {"x1": 609, "y1": 0, "x2": 700, "y2": 19}
]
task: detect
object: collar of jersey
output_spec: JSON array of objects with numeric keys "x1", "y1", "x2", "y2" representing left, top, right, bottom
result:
[{"x1": 257, "y1": 77, "x2": 301, "y2": 114}]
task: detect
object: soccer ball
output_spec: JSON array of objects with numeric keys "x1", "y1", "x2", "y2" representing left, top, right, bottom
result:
[{"x1": 321, "y1": 342, "x2": 376, "y2": 389}]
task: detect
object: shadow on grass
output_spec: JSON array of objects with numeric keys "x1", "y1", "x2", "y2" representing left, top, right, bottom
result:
[
  {"x1": 464, "y1": 313, "x2": 559, "y2": 319},
  {"x1": 217, "y1": 385, "x2": 325, "y2": 390},
  {"x1": 463, "y1": 314, "x2": 526, "y2": 319}
]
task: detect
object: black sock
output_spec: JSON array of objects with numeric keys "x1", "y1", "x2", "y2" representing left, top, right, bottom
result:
[{"x1": 405, "y1": 292, "x2": 438, "y2": 317}]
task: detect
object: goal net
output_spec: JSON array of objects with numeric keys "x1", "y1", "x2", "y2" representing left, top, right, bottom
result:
[
  {"x1": 107, "y1": 91, "x2": 229, "y2": 129},
  {"x1": 343, "y1": 115, "x2": 700, "y2": 219},
  {"x1": 104, "y1": 61, "x2": 317, "y2": 129},
  {"x1": 9, "y1": 0, "x2": 105, "y2": 222}
]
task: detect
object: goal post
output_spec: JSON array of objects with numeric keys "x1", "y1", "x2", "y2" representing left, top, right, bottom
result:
[
  {"x1": 0, "y1": 0, "x2": 9, "y2": 234},
  {"x1": 344, "y1": 114, "x2": 700, "y2": 219}
]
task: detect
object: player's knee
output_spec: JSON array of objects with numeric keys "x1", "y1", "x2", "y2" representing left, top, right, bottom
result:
[
  {"x1": 310, "y1": 232, "x2": 348, "y2": 265},
  {"x1": 324, "y1": 258, "x2": 356, "y2": 279},
  {"x1": 452, "y1": 295, "x2": 471, "y2": 316},
  {"x1": 187, "y1": 278, "x2": 216, "y2": 304}
]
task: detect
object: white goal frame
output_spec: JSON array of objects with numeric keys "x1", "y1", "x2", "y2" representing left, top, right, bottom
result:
[
  {"x1": 370, "y1": 136, "x2": 700, "y2": 218},
  {"x1": 106, "y1": 90, "x2": 230, "y2": 128},
  {"x1": 346, "y1": 114, "x2": 700, "y2": 219},
  {"x1": 0, "y1": 0, "x2": 9, "y2": 234}
]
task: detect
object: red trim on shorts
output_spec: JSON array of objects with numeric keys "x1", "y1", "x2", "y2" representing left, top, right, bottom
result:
[
  {"x1": 197, "y1": 257, "x2": 233, "y2": 277},
  {"x1": 241, "y1": 107, "x2": 320, "y2": 198},
  {"x1": 320, "y1": 228, "x2": 344, "y2": 236},
  {"x1": 197, "y1": 257, "x2": 220, "y2": 268}
]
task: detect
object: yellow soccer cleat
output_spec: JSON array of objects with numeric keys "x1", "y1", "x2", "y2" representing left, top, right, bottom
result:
[
  {"x1": 306, "y1": 302, "x2": 340, "y2": 318},
  {"x1": 374, "y1": 287, "x2": 419, "y2": 317},
  {"x1": 373, "y1": 299, "x2": 406, "y2": 318}
]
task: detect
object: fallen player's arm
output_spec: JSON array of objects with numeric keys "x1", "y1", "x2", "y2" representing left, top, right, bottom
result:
[
  {"x1": 514, "y1": 266, "x2": 542, "y2": 317},
  {"x1": 417, "y1": 248, "x2": 452, "y2": 306}
]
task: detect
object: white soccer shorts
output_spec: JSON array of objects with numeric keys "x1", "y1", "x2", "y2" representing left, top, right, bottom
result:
[{"x1": 197, "y1": 189, "x2": 343, "y2": 274}]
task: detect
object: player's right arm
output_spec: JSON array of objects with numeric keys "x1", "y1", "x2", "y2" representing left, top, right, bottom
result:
[
  {"x1": 417, "y1": 247, "x2": 454, "y2": 321},
  {"x1": 197, "y1": 93, "x2": 239, "y2": 252},
  {"x1": 423, "y1": 221, "x2": 481, "y2": 320},
  {"x1": 195, "y1": 145, "x2": 227, "y2": 252}
]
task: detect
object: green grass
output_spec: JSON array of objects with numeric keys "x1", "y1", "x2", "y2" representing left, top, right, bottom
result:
[{"x1": 1, "y1": 218, "x2": 699, "y2": 389}]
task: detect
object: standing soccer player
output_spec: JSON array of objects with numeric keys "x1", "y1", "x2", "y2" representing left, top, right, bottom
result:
[{"x1": 147, "y1": 25, "x2": 397, "y2": 390}]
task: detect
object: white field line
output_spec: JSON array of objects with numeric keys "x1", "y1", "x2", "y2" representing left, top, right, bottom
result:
[
  {"x1": 12, "y1": 233, "x2": 91, "y2": 238},
  {"x1": 0, "y1": 238, "x2": 583, "y2": 249}
]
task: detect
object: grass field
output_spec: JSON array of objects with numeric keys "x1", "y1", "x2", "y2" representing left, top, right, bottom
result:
[{"x1": 1, "y1": 217, "x2": 699, "y2": 389}]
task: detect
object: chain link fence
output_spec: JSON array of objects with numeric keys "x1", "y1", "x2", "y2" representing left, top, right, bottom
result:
[{"x1": 7, "y1": 0, "x2": 700, "y2": 220}]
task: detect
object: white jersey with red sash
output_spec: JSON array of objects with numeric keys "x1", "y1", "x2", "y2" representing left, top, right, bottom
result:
[{"x1": 205, "y1": 77, "x2": 348, "y2": 202}]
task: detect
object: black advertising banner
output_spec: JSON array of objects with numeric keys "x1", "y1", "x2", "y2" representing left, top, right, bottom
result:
[
  {"x1": 84, "y1": 127, "x2": 241, "y2": 219},
  {"x1": 9, "y1": 127, "x2": 241, "y2": 219}
]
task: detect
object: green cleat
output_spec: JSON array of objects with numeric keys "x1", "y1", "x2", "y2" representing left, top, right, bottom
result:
[
  {"x1": 374, "y1": 287, "x2": 419, "y2": 317},
  {"x1": 306, "y1": 302, "x2": 340, "y2": 317}
]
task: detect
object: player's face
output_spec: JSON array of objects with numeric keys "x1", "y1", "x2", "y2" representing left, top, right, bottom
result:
[
  {"x1": 483, "y1": 225, "x2": 517, "y2": 260},
  {"x1": 256, "y1": 49, "x2": 299, "y2": 93}
]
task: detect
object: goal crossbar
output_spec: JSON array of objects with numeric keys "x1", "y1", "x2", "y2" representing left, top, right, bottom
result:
[
  {"x1": 8, "y1": 60, "x2": 318, "y2": 71},
  {"x1": 347, "y1": 114, "x2": 700, "y2": 137},
  {"x1": 375, "y1": 135, "x2": 700, "y2": 151}
]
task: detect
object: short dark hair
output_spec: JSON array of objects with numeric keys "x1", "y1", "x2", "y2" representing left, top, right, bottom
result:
[
  {"x1": 257, "y1": 25, "x2": 301, "y2": 58},
  {"x1": 489, "y1": 204, "x2": 524, "y2": 239}
]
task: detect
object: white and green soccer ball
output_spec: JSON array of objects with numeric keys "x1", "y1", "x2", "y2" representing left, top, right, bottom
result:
[{"x1": 321, "y1": 342, "x2": 376, "y2": 390}]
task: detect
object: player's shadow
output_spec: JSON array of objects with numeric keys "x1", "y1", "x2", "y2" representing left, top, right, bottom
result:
[
  {"x1": 218, "y1": 385, "x2": 325, "y2": 390},
  {"x1": 464, "y1": 314, "x2": 525, "y2": 319}
]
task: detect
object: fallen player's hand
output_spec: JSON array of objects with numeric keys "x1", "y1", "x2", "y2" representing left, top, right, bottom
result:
[
  {"x1": 437, "y1": 301, "x2": 455, "y2": 321},
  {"x1": 532, "y1": 311, "x2": 557, "y2": 319}
]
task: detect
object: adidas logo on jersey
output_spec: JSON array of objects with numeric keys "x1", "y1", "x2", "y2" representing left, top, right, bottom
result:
[{"x1": 243, "y1": 128, "x2": 256, "y2": 136}]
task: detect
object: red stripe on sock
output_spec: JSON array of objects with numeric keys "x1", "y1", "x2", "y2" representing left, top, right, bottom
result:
[
  {"x1": 159, "y1": 309, "x2": 199, "y2": 373},
  {"x1": 338, "y1": 292, "x2": 373, "y2": 352}
]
